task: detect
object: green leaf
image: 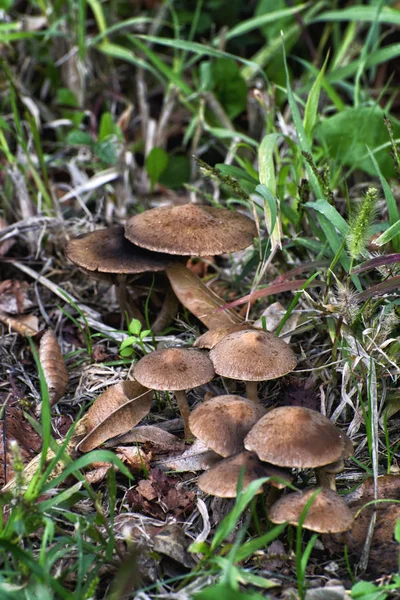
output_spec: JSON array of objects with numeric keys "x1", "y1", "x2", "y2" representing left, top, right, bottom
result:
[
  {"x1": 367, "y1": 147, "x2": 400, "y2": 251},
  {"x1": 67, "y1": 130, "x2": 94, "y2": 146},
  {"x1": 374, "y1": 219, "x2": 400, "y2": 247},
  {"x1": 94, "y1": 138, "x2": 118, "y2": 165},
  {"x1": 145, "y1": 147, "x2": 169, "y2": 189},
  {"x1": 317, "y1": 106, "x2": 400, "y2": 178},
  {"x1": 224, "y1": 2, "x2": 309, "y2": 41},
  {"x1": 120, "y1": 348, "x2": 134, "y2": 357},
  {"x1": 159, "y1": 155, "x2": 190, "y2": 189},
  {"x1": 201, "y1": 58, "x2": 247, "y2": 119},
  {"x1": 255, "y1": 184, "x2": 277, "y2": 240},
  {"x1": 305, "y1": 200, "x2": 349, "y2": 236},
  {"x1": 98, "y1": 112, "x2": 115, "y2": 141},
  {"x1": 395, "y1": 519, "x2": 400, "y2": 543},
  {"x1": 315, "y1": 6, "x2": 400, "y2": 25},
  {"x1": 351, "y1": 580, "x2": 388, "y2": 600},
  {"x1": 120, "y1": 336, "x2": 138, "y2": 350},
  {"x1": 194, "y1": 583, "x2": 265, "y2": 600},
  {"x1": 128, "y1": 318, "x2": 142, "y2": 336},
  {"x1": 303, "y1": 53, "x2": 329, "y2": 141}
]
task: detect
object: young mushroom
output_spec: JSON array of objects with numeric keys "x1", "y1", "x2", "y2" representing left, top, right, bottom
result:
[
  {"x1": 133, "y1": 347, "x2": 215, "y2": 439},
  {"x1": 209, "y1": 330, "x2": 297, "y2": 402},
  {"x1": 268, "y1": 488, "x2": 354, "y2": 533},
  {"x1": 198, "y1": 451, "x2": 292, "y2": 498},
  {"x1": 188, "y1": 394, "x2": 266, "y2": 457}
]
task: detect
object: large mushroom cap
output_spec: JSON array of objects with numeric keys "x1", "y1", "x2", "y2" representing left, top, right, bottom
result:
[
  {"x1": 244, "y1": 406, "x2": 350, "y2": 469},
  {"x1": 193, "y1": 323, "x2": 255, "y2": 350},
  {"x1": 133, "y1": 347, "x2": 215, "y2": 391},
  {"x1": 189, "y1": 395, "x2": 266, "y2": 457},
  {"x1": 124, "y1": 204, "x2": 257, "y2": 256},
  {"x1": 209, "y1": 329, "x2": 297, "y2": 381},
  {"x1": 198, "y1": 451, "x2": 292, "y2": 498},
  {"x1": 268, "y1": 488, "x2": 354, "y2": 533},
  {"x1": 66, "y1": 225, "x2": 177, "y2": 274}
]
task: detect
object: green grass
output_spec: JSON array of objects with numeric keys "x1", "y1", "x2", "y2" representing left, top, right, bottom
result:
[{"x1": 1, "y1": 0, "x2": 400, "y2": 597}]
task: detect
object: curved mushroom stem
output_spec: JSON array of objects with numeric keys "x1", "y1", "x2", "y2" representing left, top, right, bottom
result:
[
  {"x1": 116, "y1": 274, "x2": 145, "y2": 326},
  {"x1": 174, "y1": 390, "x2": 192, "y2": 440},
  {"x1": 315, "y1": 459, "x2": 344, "y2": 491},
  {"x1": 245, "y1": 381, "x2": 259, "y2": 403},
  {"x1": 152, "y1": 288, "x2": 179, "y2": 334}
]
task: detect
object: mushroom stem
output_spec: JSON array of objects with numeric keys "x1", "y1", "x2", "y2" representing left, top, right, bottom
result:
[
  {"x1": 152, "y1": 288, "x2": 179, "y2": 334},
  {"x1": 245, "y1": 381, "x2": 259, "y2": 403},
  {"x1": 174, "y1": 390, "x2": 192, "y2": 440},
  {"x1": 116, "y1": 274, "x2": 145, "y2": 325},
  {"x1": 315, "y1": 467, "x2": 337, "y2": 491}
]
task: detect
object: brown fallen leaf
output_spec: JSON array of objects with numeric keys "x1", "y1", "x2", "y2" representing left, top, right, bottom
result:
[
  {"x1": 108, "y1": 425, "x2": 184, "y2": 453},
  {"x1": 0, "y1": 280, "x2": 33, "y2": 314},
  {"x1": 77, "y1": 381, "x2": 153, "y2": 452},
  {"x1": 325, "y1": 474, "x2": 400, "y2": 575},
  {"x1": 2, "y1": 415, "x2": 88, "y2": 493},
  {"x1": 159, "y1": 439, "x2": 220, "y2": 473},
  {"x1": 38, "y1": 330, "x2": 68, "y2": 411},
  {"x1": 0, "y1": 405, "x2": 43, "y2": 487},
  {"x1": 0, "y1": 309, "x2": 39, "y2": 336},
  {"x1": 85, "y1": 446, "x2": 151, "y2": 485},
  {"x1": 127, "y1": 467, "x2": 195, "y2": 519},
  {"x1": 166, "y1": 263, "x2": 242, "y2": 329}
]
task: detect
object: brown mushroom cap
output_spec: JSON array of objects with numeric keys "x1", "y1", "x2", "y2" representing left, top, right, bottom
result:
[
  {"x1": 209, "y1": 329, "x2": 297, "y2": 381},
  {"x1": 124, "y1": 204, "x2": 257, "y2": 256},
  {"x1": 66, "y1": 225, "x2": 178, "y2": 274},
  {"x1": 133, "y1": 347, "x2": 215, "y2": 391},
  {"x1": 244, "y1": 407, "x2": 350, "y2": 469},
  {"x1": 268, "y1": 488, "x2": 354, "y2": 533},
  {"x1": 198, "y1": 451, "x2": 293, "y2": 498},
  {"x1": 193, "y1": 323, "x2": 255, "y2": 349},
  {"x1": 189, "y1": 395, "x2": 266, "y2": 457}
]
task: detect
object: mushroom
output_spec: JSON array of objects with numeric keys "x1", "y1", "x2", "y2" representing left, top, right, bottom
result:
[
  {"x1": 268, "y1": 488, "x2": 354, "y2": 533},
  {"x1": 133, "y1": 347, "x2": 215, "y2": 439},
  {"x1": 124, "y1": 203, "x2": 257, "y2": 256},
  {"x1": 65, "y1": 225, "x2": 178, "y2": 325},
  {"x1": 209, "y1": 330, "x2": 297, "y2": 402},
  {"x1": 244, "y1": 406, "x2": 353, "y2": 485},
  {"x1": 198, "y1": 451, "x2": 292, "y2": 498},
  {"x1": 188, "y1": 394, "x2": 266, "y2": 457}
]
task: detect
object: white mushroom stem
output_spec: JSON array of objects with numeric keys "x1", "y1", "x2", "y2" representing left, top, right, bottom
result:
[
  {"x1": 174, "y1": 390, "x2": 192, "y2": 439},
  {"x1": 245, "y1": 381, "x2": 260, "y2": 403}
]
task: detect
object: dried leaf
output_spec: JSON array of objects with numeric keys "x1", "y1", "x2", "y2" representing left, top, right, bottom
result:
[
  {"x1": 85, "y1": 446, "x2": 151, "y2": 485},
  {"x1": 220, "y1": 279, "x2": 319, "y2": 310},
  {"x1": 356, "y1": 275, "x2": 400, "y2": 301},
  {"x1": 352, "y1": 253, "x2": 400, "y2": 274},
  {"x1": 253, "y1": 301, "x2": 299, "y2": 341},
  {"x1": 159, "y1": 439, "x2": 221, "y2": 473},
  {"x1": 78, "y1": 381, "x2": 153, "y2": 452},
  {"x1": 166, "y1": 263, "x2": 242, "y2": 329},
  {"x1": 2, "y1": 415, "x2": 87, "y2": 493},
  {"x1": 153, "y1": 523, "x2": 195, "y2": 568},
  {"x1": 127, "y1": 467, "x2": 195, "y2": 519},
  {"x1": 0, "y1": 280, "x2": 32, "y2": 314},
  {"x1": 0, "y1": 309, "x2": 39, "y2": 336},
  {"x1": 38, "y1": 330, "x2": 68, "y2": 410},
  {"x1": 108, "y1": 425, "x2": 184, "y2": 452}
]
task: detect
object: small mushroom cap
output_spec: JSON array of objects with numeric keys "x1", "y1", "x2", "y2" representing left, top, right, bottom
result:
[
  {"x1": 198, "y1": 451, "x2": 293, "y2": 498},
  {"x1": 133, "y1": 347, "x2": 215, "y2": 391},
  {"x1": 244, "y1": 406, "x2": 350, "y2": 469},
  {"x1": 209, "y1": 330, "x2": 297, "y2": 381},
  {"x1": 268, "y1": 488, "x2": 354, "y2": 533},
  {"x1": 193, "y1": 323, "x2": 255, "y2": 349},
  {"x1": 189, "y1": 395, "x2": 266, "y2": 457},
  {"x1": 124, "y1": 204, "x2": 257, "y2": 256},
  {"x1": 66, "y1": 225, "x2": 177, "y2": 274}
]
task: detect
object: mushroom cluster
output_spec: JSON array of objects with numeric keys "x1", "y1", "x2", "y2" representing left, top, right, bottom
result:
[{"x1": 190, "y1": 403, "x2": 354, "y2": 534}]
